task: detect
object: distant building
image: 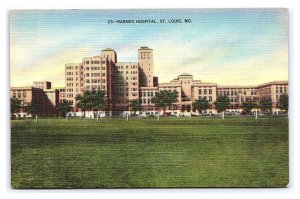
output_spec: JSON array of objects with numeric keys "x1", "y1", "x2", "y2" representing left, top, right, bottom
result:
[
  {"x1": 10, "y1": 82, "x2": 60, "y2": 117},
  {"x1": 63, "y1": 47, "x2": 288, "y2": 115},
  {"x1": 65, "y1": 46, "x2": 155, "y2": 113}
]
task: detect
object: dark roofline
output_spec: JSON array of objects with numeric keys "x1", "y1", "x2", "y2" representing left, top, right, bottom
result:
[
  {"x1": 101, "y1": 48, "x2": 115, "y2": 51},
  {"x1": 138, "y1": 46, "x2": 153, "y2": 50}
]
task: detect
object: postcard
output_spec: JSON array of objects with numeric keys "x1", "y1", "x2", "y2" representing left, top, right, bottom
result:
[{"x1": 10, "y1": 9, "x2": 288, "y2": 188}]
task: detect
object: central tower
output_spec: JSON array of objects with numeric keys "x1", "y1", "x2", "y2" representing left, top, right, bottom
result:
[{"x1": 138, "y1": 46, "x2": 153, "y2": 87}]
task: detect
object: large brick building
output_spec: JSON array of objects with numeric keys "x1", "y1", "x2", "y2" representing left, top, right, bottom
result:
[
  {"x1": 10, "y1": 46, "x2": 288, "y2": 117},
  {"x1": 64, "y1": 47, "x2": 288, "y2": 115},
  {"x1": 10, "y1": 82, "x2": 59, "y2": 117}
]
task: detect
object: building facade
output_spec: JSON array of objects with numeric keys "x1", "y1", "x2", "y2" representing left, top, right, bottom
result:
[
  {"x1": 65, "y1": 46, "x2": 157, "y2": 113},
  {"x1": 10, "y1": 85, "x2": 58, "y2": 117},
  {"x1": 63, "y1": 47, "x2": 288, "y2": 115}
]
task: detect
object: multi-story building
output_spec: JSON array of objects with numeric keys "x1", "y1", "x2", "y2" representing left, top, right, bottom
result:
[
  {"x1": 217, "y1": 86, "x2": 259, "y2": 109},
  {"x1": 63, "y1": 47, "x2": 288, "y2": 115},
  {"x1": 256, "y1": 81, "x2": 288, "y2": 107},
  {"x1": 65, "y1": 47, "x2": 156, "y2": 114},
  {"x1": 10, "y1": 86, "x2": 58, "y2": 117}
]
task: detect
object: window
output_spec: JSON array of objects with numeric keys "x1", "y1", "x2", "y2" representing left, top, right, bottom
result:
[
  {"x1": 86, "y1": 61, "x2": 89, "y2": 64},
  {"x1": 204, "y1": 89, "x2": 207, "y2": 94},
  {"x1": 199, "y1": 89, "x2": 202, "y2": 95},
  {"x1": 209, "y1": 96, "x2": 212, "y2": 102},
  {"x1": 209, "y1": 89, "x2": 212, "y2": 95}
]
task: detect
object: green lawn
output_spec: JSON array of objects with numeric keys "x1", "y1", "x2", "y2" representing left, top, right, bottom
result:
[{"x1": 11, "y1": 116, "x2": 288, "y2": 188}]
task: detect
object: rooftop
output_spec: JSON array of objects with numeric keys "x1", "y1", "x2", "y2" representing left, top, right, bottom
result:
[
  {"x1": 101, "y1": 48, "x2": 115, "y2": 51},
  {"x1": 179, "y1": 73, "x2": 192, "y2": 76},
  {"x1": 139, "y1": 46, "x2": 152, "y2": 50}
]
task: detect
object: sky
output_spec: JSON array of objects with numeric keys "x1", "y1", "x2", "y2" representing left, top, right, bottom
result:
[{"x1": 10, "y1": 9, "x2": 288, "y2": 87}]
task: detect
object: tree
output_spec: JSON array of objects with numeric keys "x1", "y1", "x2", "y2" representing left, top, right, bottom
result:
[
  {"x1": 76, "y1": 90, "x2": 107, "y2": 117},
  {"x1": 11, "y1": 97, "x2": 21, "y2": 116},
  {"x1": 240, "y1": 100, "x2": 256, "y2": 114},
  {"x1": 259, "y1": 97, "x2": 273, "y2": 113},
  {"x1": 92, "y1": 90, "x2": 107, "y2": 116},
  {"x1": 213, "y1": 95, "x2": 230, "y2": 113},
  {"x1": 56, "y1": 100, "x2": 72, "y2": 117},
  {"x1": 24, "y1": 102, "x2": 36, "y2": 116},
  {"x1": 75, "y1": 93, "x2": 88, "y2": 117},
  {"x1": 129, "y1": 99, "x2": 142, "y2": 116},
  {"x1": 192, "y1": 97, "x2": 209, "y2": 114},
  {"x1": 278, "y1": 94, "x2": 288, "y2": 112},
  {"x1": 152, "y1": 90, "x2": 178, "y2": 114}
]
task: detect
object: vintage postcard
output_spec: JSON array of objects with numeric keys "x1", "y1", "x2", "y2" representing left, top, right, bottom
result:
[{"x1": 10, "y1": 9, "x2": 288, "y2": 188}]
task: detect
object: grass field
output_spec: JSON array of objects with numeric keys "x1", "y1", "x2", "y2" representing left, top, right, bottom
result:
[{"x1": 11, "y1": 116, "x2": 288, "y2": 188}]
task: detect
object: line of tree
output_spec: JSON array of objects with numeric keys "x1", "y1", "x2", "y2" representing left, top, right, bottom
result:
[{"x1": 10, "y1": 92, "x2": 289, "y2": 118}]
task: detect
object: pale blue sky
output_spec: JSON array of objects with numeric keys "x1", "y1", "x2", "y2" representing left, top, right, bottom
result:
[{"x1": 10, "y1": 9, "x2": 288, "y2": 87}]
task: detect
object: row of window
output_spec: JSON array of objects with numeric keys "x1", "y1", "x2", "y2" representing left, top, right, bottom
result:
[
  {"x1": 85, "y1": 73, "x2": 105, "y2": 77},
  {"x1": 198, "y1": 96, "x2": 213, "y2": 102},
  {"x1": 12, "y1": 92, "x2": 26, "y2": 98},
  {"x1": 142, "y1": 98, "x2": 153, "y2": 104},
  {"x1": 117, "y1": 92, "x2": 138, "y2": 98},
  {"x1": 216, "y1": 90, "x2": 257, "y2": 96},
  {"x1": 116, "y1": 65, "x2": 137, "y2": 70},
  {"x1": 198, "y1": 89, "x2": 213, "y2": 95},
  {"x1": 84, "y1": 61, "x2": 106, "y2": 65},
  {"x1": 141, "y1": 91, "x2": 157, "y2": 97},
  {"x1": 140, "y1": 52, "x2": 151, "y2": 59},
  {"x1": 276, "y1": 86, "x2": 287, "y2": 94},
  {"x1": 85, "y1": 86, "x2": 106, "y2": 90},
  {"x1": 85, "y1": 79, "x2": 106, "y2": 84},
  {"x1": 66, "y1": 66, "x2": 81, "y2": 70},
  {"x1": 85, "y1": 66, "x2": 106, "y2": 71}
]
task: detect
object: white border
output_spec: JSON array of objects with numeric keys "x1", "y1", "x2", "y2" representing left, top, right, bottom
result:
[{"x1": 2, "y1": 1, "x2": 299, "y2": 199}]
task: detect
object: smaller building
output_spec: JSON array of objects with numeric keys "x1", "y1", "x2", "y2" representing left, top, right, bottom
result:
[
  {"x1": 33, "y1": 81, "x2": 51, "y2": 90},
  {"x1": 11, "y1": 82, "x2": 62, "y2": 117}
]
